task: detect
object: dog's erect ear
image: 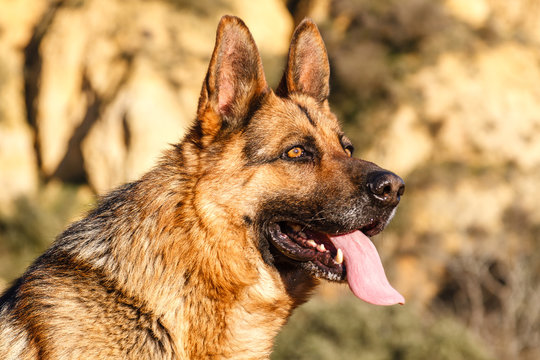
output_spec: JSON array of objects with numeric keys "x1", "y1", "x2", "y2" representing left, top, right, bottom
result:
[
  {"x1": 197, "y1": 15, "x2": 268, "y2": 136},
  {"x1": 276, "y1": 19, "x2": 330, "y2": 103}
]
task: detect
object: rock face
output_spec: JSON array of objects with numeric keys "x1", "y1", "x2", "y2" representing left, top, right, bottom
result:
[
  {"x1": 0, "y1": 0, "x2": 292, "y2": 196},
  {"x1": 314, "y1": 0, "x2": 540, "y2": 357},
  {"x1": 365, "y1": 43, "x2": 540, "y2": 177},
  {"x1": 0, "y1": 0, "x2": 47, "y2": 209}
]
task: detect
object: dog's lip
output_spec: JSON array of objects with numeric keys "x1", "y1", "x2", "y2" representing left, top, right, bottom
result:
[
  {"x1": 267, "y1": 222, "x2": 343, "y2": 262},
  {"x1": 267, "y1": 218, "x2": 383, "y2": 238},
  {"x1": 265, "y1": 218, "x2": 387, "y2": 280},
  {"x1": 267, "y1": 222, "x2": 323, "y2": 260},
  {"x1": 358, "y1": 220, "x2": 384, "y2": 237}
]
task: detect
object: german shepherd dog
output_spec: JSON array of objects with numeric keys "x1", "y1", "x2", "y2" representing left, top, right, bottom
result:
[{"x1": 0, "y1": 16, "x2": 405, "y2": 359}]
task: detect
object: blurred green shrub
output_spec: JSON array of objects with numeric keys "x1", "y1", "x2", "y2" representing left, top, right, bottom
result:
[
  {"x1": 0, "y1": 184, "x2": 92, "y2": 286},
  {"x1": 320, "y1": 0, "x2": 475, "y2": 152},
  {"x1": 272, "y1": 294, "x2": 494, "y2": 360}
]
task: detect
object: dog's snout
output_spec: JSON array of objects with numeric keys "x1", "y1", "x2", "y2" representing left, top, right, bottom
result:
[{"x1": 367, "y1": 171, "x2": 405, "y2": 207}]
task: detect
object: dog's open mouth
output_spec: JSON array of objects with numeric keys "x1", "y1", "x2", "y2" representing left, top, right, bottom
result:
[{"x1": 268, "y1": 221, "x2": 405, "y2": 306}]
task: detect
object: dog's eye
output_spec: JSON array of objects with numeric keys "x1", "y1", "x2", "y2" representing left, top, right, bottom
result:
[
  {"x1": 282, "y1": 144, "x2": 315, "y2": 162},
  {"x1": 344, "y1": 145, "x2": 354, "y2": 157},
  {"x1": 286, "y1": 146, "x2": 305, "y2": 159}
]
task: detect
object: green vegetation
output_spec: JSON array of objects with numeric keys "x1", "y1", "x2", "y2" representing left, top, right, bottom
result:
[
  {"x1": 272, "y1": 295, "x2": 494, "y2": 360},
  {"x1": 0, "y1": 183, "x2": 92, "y2": 285}
]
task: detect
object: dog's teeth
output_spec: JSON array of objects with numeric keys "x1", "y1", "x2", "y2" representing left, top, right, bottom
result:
[
  {"x1": 317, "y1": 244, "x2": 326, "y2": 252},
  {"x1": 335, "y1": 248, "x2": 343, "y2": 264},
  {"x1": 306, "y1": 240, "x2": 317, "y2": 248}
]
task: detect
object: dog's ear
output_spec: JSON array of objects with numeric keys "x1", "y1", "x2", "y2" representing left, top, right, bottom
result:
[
  {"x1": 276, "y1": 19, "x2": 330, "y2": 103},
  {"x1": 197, "y1": 15, "x2": 268, "y2": 137}
]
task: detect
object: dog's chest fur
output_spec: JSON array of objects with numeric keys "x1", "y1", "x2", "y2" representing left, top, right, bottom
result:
[{"x1": 158, "y1": 260, "x2": 292, "y2": 358}]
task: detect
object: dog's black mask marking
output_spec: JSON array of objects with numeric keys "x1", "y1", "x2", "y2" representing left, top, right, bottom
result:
[{"x1": 254, "y1": 168, "x2": 401, "y2": 284}]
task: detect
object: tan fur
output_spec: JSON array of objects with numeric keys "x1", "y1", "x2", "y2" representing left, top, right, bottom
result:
[{"x1": 0, "y1": 16, "x2": 403, "y2": 359}]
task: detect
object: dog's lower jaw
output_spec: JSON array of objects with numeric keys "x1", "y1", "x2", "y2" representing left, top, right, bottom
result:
[
  {"x1": 275, "y1": 257, "x2": 321, "y2": 309},
  {"x1": 267, "y1": 245, "x2": 320, "y2": 309}
]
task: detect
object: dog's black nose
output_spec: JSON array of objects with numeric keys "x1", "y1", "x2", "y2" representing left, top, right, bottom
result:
[{"x1": 367, "y1": 171, "x2": 405, "y2": 207}]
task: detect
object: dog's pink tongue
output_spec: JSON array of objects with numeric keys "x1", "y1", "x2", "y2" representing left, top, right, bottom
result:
[{"x1": 329, "y1": 231, "x2": 405, "y2": 306}]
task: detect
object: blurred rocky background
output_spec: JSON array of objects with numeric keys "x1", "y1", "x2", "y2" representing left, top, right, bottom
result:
[{"x1": 1, "y1": 0, "x2": 539, "y2": 359}]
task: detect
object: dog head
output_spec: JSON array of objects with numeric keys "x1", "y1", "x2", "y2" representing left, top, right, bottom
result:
[{"x1": 189, "y1": 16, "x2": 404, "y2": 306}]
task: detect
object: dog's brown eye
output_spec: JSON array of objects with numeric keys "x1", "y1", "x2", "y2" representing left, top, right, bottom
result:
[{"x1": 287, "y1": 147, "x2": 304, "y2": 158}]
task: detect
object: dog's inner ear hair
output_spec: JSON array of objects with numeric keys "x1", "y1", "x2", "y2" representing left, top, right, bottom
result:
[
  {"x1": 197, "y1": 15, "x2": 269, "y2": 135},
  {"x1": 276, "y1": 18, "x2": 330, "y2": 103}
]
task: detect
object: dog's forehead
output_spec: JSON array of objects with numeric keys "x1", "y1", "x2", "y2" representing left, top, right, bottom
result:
[{"x1": 252, "y1": 93, "x2": 342, "y2": 141}]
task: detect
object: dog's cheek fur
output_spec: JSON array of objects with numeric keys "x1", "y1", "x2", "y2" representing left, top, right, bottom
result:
[{"x1": 191, "y1": 138, "x2": 327, "y2": 308}]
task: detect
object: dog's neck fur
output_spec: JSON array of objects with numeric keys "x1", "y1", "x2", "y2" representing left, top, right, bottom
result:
[{"x1": 54, "y1": 144, "x2": 297, "y2": 358}]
